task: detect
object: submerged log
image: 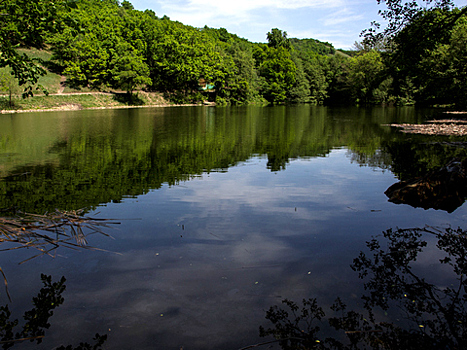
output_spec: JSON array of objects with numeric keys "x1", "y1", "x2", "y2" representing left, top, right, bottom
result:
[{"x1": 385, "y1": 158, "x2": 467, "y2": 213}]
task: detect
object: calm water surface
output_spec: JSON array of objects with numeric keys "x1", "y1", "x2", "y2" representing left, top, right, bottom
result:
[{"x1": 0, "y1": 105, "x2": 466, "y2": 349}]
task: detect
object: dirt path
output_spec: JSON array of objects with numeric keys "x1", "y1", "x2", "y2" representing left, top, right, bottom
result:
[
  {"x1": 57, "y1": 75, "x2": 66, "y2": 94},
  {"x1": 1, "y1": 102, "x2": 201, "y2": 114},
  {"x1": 48, "y1": 91, "x2": 113, "y2": 96}
]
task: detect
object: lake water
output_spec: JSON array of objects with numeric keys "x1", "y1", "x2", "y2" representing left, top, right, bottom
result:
[{"x1": 1, "y1": 105, "x2": 466, "y2": 349}]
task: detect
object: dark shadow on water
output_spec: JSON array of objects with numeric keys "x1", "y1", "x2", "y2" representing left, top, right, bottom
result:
[{"x1": 253, "y1": 226, "x2": 467, "y2": 350}]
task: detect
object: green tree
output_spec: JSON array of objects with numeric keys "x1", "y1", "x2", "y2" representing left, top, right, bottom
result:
[
  {"x1": 297, "y1": 52, "x2": 330, "y2": 104},
  {"x1": 60, "y1": 32, "x2": 111, "y2": 88},
  {"x1": 385, "y1": 8, "x2": 467, "y2": 106},
  {"x1": 49, "y1": 0, "x2": 152, "y2": 93},
  {"x1": 0, "y1": 0, "x2": 69, "y2": 96},
  {"x1": 110, "y1": 40, "x2": 151, "y2": 95},
  {"x1": 216, "y1": 42, "x2": 262, "y2": 104},
  {"x1": 288, "y1": 52, "x2": 310, "y2": 103},
  {"x1": 261, "y1": 48, "x2": 296, "y2": 103},
  {"x1": 347, "y1": 50, "x2": 386, "y2": 103},
  {"x1": 259, "y1": 46, "x2": 296, "y2": 104},
  {"x1": 324, "y1": 54, "x2": 352, "y2": 104},
  {"x1": 0, "y1": 68, "x2": 21, "y2": 107},
  {"x1": 147, "y1": 22, "x2": 224, "y2": 102},
  {"x1": 266, "y1": 28, "x2": 291, "y2": 50},
  {"x1": 414, "y1": 15, "x2": 467, "y2": 107},
  {"x1": 362, "y1": 0, "x2": 466, "y2": 44}
]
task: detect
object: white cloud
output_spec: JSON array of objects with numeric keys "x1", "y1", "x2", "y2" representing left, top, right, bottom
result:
[
  {"x1": 322, "y1": 8, "x2": 365, "y2": 26},
  {"x1": 163, "y1": 0, "x2": 345, "y2": 13},
  {"x1": 130, "y1": 0, "x2": 467, "y2": 48},
  {"x1": 132, "y1": 0, "x2": 374, "y2": 46},
  {"x1": 155, "y1": 0, "x2": 347, "y2": 38}
]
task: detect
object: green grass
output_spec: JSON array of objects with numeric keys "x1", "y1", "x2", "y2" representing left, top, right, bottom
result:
[
  {"x1": 37, "y1": 72, "x2": 62, "y2": 94},
  {"x1": 0, "y1": 48, "x2": 172, "y2": 111},
  {"x1": 1, "y1": 91, "x2": 171, "y2": 111},
  {"x1": 5, "y1": 94, "x2": 125, "y2": 110},
  {"x1": 17, "y1": 48, "x2": 53, "y2": 61},
  {"x1": 0, "y1": 48, "x2": 62, "y2": 95}
]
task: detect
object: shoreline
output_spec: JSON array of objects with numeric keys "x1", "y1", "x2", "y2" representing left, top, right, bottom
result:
[
  {"x1": 0, "y1": 91, "x2": 216, "y2": 114},
  {"x1": 0, "y1": 103, "x2": 204, "y2": 114}
]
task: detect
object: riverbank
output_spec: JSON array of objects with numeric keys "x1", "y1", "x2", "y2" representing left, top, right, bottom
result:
[{"x1": 0, "y1": 91, "x2": 211, "y2": 114}]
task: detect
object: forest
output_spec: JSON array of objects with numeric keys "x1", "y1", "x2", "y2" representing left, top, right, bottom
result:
[{"x1": 0, "y1": 0, "x2": 466, "y2": 107}]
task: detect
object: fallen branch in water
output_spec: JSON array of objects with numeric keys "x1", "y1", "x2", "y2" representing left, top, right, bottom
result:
[
  {"x1": 0, "y1": 209, "x2": 120, "y2": 302},
  {"x1": 0, "y1": 209, "x2": 120, "y2": 263},
  {"x1": 238, "y1": 337, "x2": 307, "y2": 350}
]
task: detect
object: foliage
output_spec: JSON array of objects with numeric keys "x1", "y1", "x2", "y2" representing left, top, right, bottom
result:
[
  {"x1": 0, "y1": 68, "x2": 21, "y2": 107},
  {"x1": 44, "y1": 1, "x2": 353, "y2": 106},
  {"x1": 360, "y1": 0, "x2": 467, "y2": 107},
  {"x1": 346, "y1": 50, "x2": 387, "y2": 103},
  {"x1": 414, "y1": 15, "x2": 467, "y2": 107},
  {"x1": 216, "y1": 42, "x2": 263, "y2": 104},
  {"x1": 290, "y1": 38, "x2": 336, "y2": 56},
  {"x1": 259, "y1": 46, "x2": 297, "y2": 104},
  {"x1": 0, "y1": 0, "x2": 353, "y2": 106},
  {"x1": 110, "y1": 40, "x2": 151, "y2": 94},
  {"x1": 288, "y1": 53, "x2": 311, "y2": 103},
  {"x1": 267, "y1": 28, "x2": 292, "y2": 50},
  {"x1": 0, "y1": 0, "x2": 72, "y2": 97},
  {"x1": 1, "y1": 0, "x2": 465, "y2": 107},
  {"x1": 361, "y1": 0, "x2": 465, "y2": 44}
]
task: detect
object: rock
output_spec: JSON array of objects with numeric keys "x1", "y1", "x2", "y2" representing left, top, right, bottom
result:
[{"x1": 385, "y1": 158, "x2": 467, "y2": 212}]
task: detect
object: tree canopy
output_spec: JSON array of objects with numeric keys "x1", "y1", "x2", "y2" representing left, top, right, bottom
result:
[
  {"x1": 0, "y1": 0, "x2": 72, "y2": 96},
  {"x1": 1, "y1": 0, "x2": 466, "y2": 108}
]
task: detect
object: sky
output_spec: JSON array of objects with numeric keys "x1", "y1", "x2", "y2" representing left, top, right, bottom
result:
[{"x1": 129, "y1": 0, "x2": 467, "y2": 50}]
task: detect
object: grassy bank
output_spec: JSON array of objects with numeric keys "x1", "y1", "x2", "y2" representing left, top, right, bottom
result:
[
  {"x1": 0, "y1": 91, "x2": 174, "y2": 113},
  {"x1": 0, "y1": 48, "x2": 176, "y2": 113}
]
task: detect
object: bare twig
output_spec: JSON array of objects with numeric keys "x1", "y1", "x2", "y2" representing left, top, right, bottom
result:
[
  {"x1": 0, "y1": 209, "x2": 120, "y2": 261},
  {"x1": 0, "y1": 267, "x2": 11, "y2": 302},
  {"x1": 0, "y1": 335, "x2": 45, "y2": 344}
]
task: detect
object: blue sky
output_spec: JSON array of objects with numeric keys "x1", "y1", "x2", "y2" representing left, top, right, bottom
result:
[{"x1": 130, "y1": 0, "x2": 467, "y2": 49}]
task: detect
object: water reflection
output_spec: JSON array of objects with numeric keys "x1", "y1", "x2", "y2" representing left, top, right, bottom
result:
[
  {"x1": 385, "y1": 158, "x2": 467, "y2": 213},
  {"x1": 0, "y1": 106, "x2": 442, "y2": 213},
  {"x1": 1, "y1": 106, "x2": 466, "y2": 349},
  {"x1": 256, "y1": 226, "x2": 467, "y2": 349},
  {"x1": 0, "y1": 274, "x2": 107, "y2": 349}
]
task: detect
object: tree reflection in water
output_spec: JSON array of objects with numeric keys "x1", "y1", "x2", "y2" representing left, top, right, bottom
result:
[
  {"x1": 256, "y1": 226, "x2": 467, "y2": 350},
  {"x1": 0, "y1": 274, "x2": 106, "y2": 350}
]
